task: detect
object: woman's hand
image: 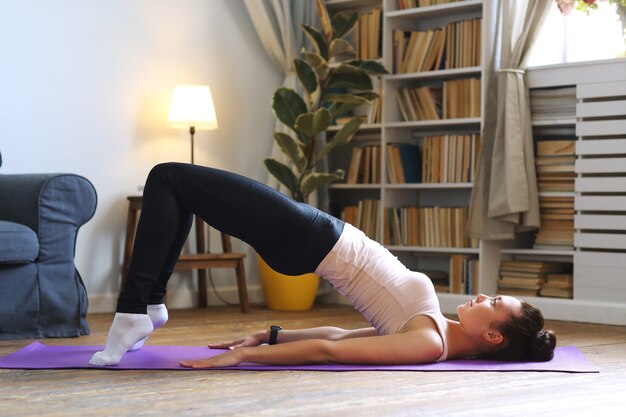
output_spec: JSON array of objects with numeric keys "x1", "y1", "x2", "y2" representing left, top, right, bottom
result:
[
  {"x1": 179, "y1": 349, "x2": 243, "y2": 369},
  {"x1": 207, "y1": 331, "x2": 266, "y2": 350}
]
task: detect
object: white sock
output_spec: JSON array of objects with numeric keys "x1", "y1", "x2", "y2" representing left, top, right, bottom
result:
[
  {"x1": 89, "y1": 313, "x2": 153, "y2": 366},
  {"x1": 129, "y1": 304, "x2": 169, "y2": 351}
]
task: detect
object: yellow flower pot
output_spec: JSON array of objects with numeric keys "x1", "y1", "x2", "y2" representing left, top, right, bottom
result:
[{"x1": 257, "y1": 256, "x2": 320, "y2": 311}]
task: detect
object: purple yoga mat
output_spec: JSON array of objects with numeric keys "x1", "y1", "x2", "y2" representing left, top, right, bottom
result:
[{"x1": 0, "y1": 342, "x2": 598, "y2": 373}]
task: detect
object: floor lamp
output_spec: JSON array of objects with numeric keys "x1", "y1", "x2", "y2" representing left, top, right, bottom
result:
[{"x1": 167, "y1": 84, "x2": 222, "y2": 306}]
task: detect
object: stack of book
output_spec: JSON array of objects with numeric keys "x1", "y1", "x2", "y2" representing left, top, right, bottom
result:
[
  {"x1": 392, "y1": 17, "x2": 481, "y2": 73},
  {"x1": 396, "y1": 78, "x2": 480, "y2": 121},
  {"x1": 530, "y1": 87, "x2": 576, "y2": 121},
  {"x1": 421, "y1": 134, "x2": 481, "y2": 183},
  {"x1": 497, "y1": 260, "x2": 571, "y2": 297},
  {"x1": 449, "y1": 255, "x2": 479, "y2": 295},
  {"x1": 346, "y1": 145, "x2": 382, "y2": 184},
  {"x1": 355, "y1": 7, "x2": 382, "y2": 60},
  {"x1": 341, "y1": 199, "x2": 380, "y2": 241},
  {"x1": 535, "y1": 140, "x2": 576, "y2": 192},
  {"x1": 383, "y1": 206, "x2": 477, "y2": 248},
  {"x1": 534, "y1": 196, "x2": 575, "y2": 249},
  {"x1": 386, "y1": 144, "x2": 421, "y2": 184},
  {"x1": 540, "y1": 273, "x2": 573, "y2": 299}
]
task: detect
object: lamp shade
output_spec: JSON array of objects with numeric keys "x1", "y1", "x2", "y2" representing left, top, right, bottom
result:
[{"x1": 168, "y1": 84, "x2": 218, "y2": 130}]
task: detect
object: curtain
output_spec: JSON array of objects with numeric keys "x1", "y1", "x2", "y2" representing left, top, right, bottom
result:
[
  {"x1": 244, "y1": 0, "x2": 317, "y2": 191},
  {"x1": 468, "y1": 0, "x2": 553, "y2": 240}
]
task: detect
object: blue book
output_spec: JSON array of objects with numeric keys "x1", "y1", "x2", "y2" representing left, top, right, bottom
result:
[{"x1": 397, "y1": 145, "x2": 421, "y2": 183}]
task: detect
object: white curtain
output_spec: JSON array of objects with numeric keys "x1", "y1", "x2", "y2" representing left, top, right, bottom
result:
[
  {"x1": 244, "y1": 0, "x2": 317, "y2": 192},
  {"x1": 468, "y1": 0, "x2": 553, "y2": 240}
]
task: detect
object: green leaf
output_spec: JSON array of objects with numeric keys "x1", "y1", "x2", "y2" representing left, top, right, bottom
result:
[
  {"x1": 327, "y1": 65, "x2": 372, "y2": 91},
  {"x1": 294, "y1": 108, "x2": 332, "y2": 137},
  {"x1": 318, "y1": 117, "x2": 362, "y2": 160},
  {"x1": 328, "y1": 39, "x2": 356, "y2": 59},
  {"x1": 272, "y1": 87, "x2": 308, "y2": 131},
  {"x1": 294, "y1": 59, "x2": 318, "y2": 94},
  {"x1": 301, "y1": 170, "x2": 345, "y2": 201},
  {"x1": 301, "y1": 24, "x2": 328, "y2": 60},
  {"x1": 344, "y1": 60, "x2": 389, "y2": 75},
  {"x1": 273, "y1": 132, "x2": 307, "y2": 173},
  {"x1": 325, "y1": 93, "x2": 370, "y2": 105},
  {"x1": 302, "y1": 51, "x2": 330, "y2": 80},
  {"x1": 264, "y1": 158, "x2": 300, "y2": 200},
  {"x1": 327, "y1": 102, "x2": 362, "y2": 119},
  {"x1": 331, "y1": 12, "x2": 358, "y2": 39},
  {"x1": 352, "y1": 91, "x2": 380, "y2": 101}
]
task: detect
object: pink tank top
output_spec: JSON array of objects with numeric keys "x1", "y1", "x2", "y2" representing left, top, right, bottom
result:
[{"x1": 315, "y1": 223, "x2": 449, "y2": 362}]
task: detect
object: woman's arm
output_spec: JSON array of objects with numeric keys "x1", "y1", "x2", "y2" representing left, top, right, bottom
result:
[
  {"x1": 207, "y1": 326, "x2": 379, "y2": 350},
  {"x1": 180, "y1": 328, "x2": 443, "y2": 368}
]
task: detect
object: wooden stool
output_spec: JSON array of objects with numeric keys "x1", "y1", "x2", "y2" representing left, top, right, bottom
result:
[{"x1": 121, "y1": 196, "x2": 250, "y2": 313}]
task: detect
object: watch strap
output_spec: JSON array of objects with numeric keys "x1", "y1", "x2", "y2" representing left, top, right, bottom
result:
[{"x1": 269, "y1": 325, "x2": 282, "y2": 345}]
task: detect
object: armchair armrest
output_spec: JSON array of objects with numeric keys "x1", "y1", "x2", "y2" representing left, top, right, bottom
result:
[{"x1": 0, "y1": 173, "x2": 97, "y2": 251}]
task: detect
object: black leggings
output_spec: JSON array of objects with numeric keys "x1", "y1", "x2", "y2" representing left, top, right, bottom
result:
[{"x1": 117, "y1": 162, "x2": 344, "y2": 314}]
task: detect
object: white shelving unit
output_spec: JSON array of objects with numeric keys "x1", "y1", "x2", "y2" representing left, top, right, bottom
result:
[{"x1": 519, "y1": 58, "x2": 626, "y2": 324}]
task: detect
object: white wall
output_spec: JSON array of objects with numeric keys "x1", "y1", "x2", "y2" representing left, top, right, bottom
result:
[{"x1": 0, "y1": 0, "x2": 282, "y2": 312}]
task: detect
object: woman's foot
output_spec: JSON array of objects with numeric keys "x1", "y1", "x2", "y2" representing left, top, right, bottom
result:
[
  {"x1": 89, "y1": 313, "x2": 153, "y2": 366},
  {"x1": 129, "y1": 304, "x2": 169, "y2": 351}
]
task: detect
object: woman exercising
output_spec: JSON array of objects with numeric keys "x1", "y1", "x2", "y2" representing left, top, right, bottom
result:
[{"x1": 90, "y1": 162, "x2": 556, "y2": 367}]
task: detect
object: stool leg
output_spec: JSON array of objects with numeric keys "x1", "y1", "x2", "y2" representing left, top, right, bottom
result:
[
  {"x1": 236, "y1": 260, "x2": 250, "y2": 313},
  {"x1": 121, "y1": 203, "x2": 139, "y2": 290},
  {"x1": 195, "y1": 216, "x2": 208, "y2": 308},
  {"x1": 197, "y1": 269, "x2": 208, "y2": 308}
]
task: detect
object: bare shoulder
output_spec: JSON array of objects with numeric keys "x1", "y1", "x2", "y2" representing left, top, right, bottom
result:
[{"x1": 400, "y1": 315, "x2": 445, "y2": 360}]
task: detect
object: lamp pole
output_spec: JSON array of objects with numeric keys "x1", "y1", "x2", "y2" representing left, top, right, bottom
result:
[{"x1": 189, "y1": 125, "x2": 196, "y2": 164}]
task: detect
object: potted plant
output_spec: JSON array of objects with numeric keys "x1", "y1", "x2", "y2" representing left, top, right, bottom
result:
[{"x1": 258, "y1": 0, "x2": 387, "y2": 310}]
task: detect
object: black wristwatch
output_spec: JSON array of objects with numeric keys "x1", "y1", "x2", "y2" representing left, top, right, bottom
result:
[{"x1": 269, "y1": 325, "x2": 282, "y2": 345}]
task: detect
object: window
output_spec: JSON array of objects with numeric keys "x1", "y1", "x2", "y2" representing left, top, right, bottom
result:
[{"x1": 527, "y1": 1, "x2": 624, "y2": 67}]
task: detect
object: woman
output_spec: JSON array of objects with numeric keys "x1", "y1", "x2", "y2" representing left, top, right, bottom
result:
[{"x1": 90, "y1": 163, "x2": 556, "y2": 367}]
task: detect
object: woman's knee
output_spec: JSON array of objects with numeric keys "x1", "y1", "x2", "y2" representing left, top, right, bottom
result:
[
  {"x1": 148, "y1": 162, "x2": 182, "y2": 177},
  {"x1": 146, "y1": 162, "x2": 188, "y2": 185}
]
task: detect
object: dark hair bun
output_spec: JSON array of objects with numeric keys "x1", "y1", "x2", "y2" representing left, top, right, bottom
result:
[{"x1": 526, "y1": 329, "x2": 557, "y2": 361}]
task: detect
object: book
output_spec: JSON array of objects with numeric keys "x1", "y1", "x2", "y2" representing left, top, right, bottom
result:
[
  {"x1": 536, "y1": 140, "x2": 575, "y2": 156},
  {"x1": 450, "y1": 255, "x2": 478, "y2": 295},
  {"x1": 499, "y1": 277, "x2": 545, "y2": 287},
  {"x1": 500, "y1": 260, "x2": 569, "y2": 272},
  {"x1": 539, "y1": 287, "x2": 573, "y2": 298}
]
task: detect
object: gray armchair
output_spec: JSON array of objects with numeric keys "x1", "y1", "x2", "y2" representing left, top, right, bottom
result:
[{"x1": 0, "y1": 151, "x2": 97, "y2": 339}]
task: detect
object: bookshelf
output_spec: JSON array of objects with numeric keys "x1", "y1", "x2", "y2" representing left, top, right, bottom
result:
[
  {"x1": 382, "y1": 0, "x2": 486, "y2": 311},
  {"x1": 325, "y1": 0, "x2": 488, "y2": 313}
]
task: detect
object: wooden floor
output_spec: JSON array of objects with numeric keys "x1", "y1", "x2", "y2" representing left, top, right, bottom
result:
[{"x1": 1, "y1": 305, "x2": 625, "y2": 417}]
